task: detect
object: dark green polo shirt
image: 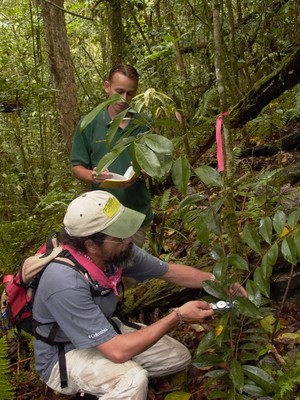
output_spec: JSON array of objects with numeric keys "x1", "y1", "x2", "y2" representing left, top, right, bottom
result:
[{"x1": 70, "y1": 108, "x2": 153, "y2": 226}]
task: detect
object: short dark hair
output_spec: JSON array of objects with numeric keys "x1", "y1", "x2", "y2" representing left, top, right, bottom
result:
[
  {"x1": 58, "y1": 229, "x2": 107, "y2": 253},
  {"x1": 107, "y1": 64, "x2": 139, "y2": 82}
]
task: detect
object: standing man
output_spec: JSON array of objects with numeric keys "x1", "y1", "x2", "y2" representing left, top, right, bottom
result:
[
  {"x1": 33, "y1": 190, "x2": 247, "y2": 399},
  {"x1": 70, "y1": 64, "x2": 152, "y2": 247}
]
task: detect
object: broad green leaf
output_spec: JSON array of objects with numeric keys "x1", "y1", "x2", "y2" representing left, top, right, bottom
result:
[
  {"x1": 253, "y1": 267, "x2": 270, "y2": 297},
  {"x1": 141, "y1": 133, "x2": 174, "y2": 154},
  {"x1": 287, "y1": 208, "x2": 300, "y2": 229},
  {"x1": 213, "y1": 260, "x2": 228, "y2": 282},
  {"x1": 210, "y1": 245, "x2": 225, "y2": 261},
  {"x1": 195, "y1": 165, "x2": 223, "y2": 188},
  {"x1": 202, "y1": 281, "x2": 227, "y2": 299},
  {"x1": 156, "y1": 153, "x2": 173, "y2": 177},
  {"x1": 197, "y1": 208, "x2": 221, "y2": 237},
  {"x1": 281, "y1": 236, "x2": 297, "y2": 265},
  {"x1": 165, "y1": 392, "x2": 192, "y2": 400},
  {"x1": 272, "y1": 210, "x2": 286, "y2": 235},
  {"x1": 243, "y1": 224, "x2": 262, "y2": 255},
  {"x1": 242, "y1": 365, "x2": 276, "y2": 393},
  {"x1": 245, "y1": 280, "x2": 262, "y2": 306},
  {"x1": 195, "y1": 215, "x2": 210, "y2": 247},
  {"x1": 258, "y1": 217, "x2": 272, "y2": 244},
  {"x1": 192, "y1": 354, "x2": 224, "y2": 367},
  {"x1": 179, "y1": 193, "x2": 207, "y2": 209},
  {"x1": 294, "y1": 230, "x2": 300, "y2": 258},
  {"x1": 243, "y1": 383, "x2": 267, "y2": 397},
  {"x1": 261, "y1": 242, "x2": 278, "y2": 268},
  {"x1": 106, "y1": 108, "x2": 129, "y2": 148},
  {"x1": 171, "y1": 156, "x2": 191, "y2": 195},
  {"x1": 134, "y1": 143, "x2": 161, "y2": 177},
  {"x1": 96, "y1": 147, "x2": 128, "y2": 174},
  {"x1": 226, "y1": 253, "x2": 249, "y2": 271},
  {"x1": 230, "y1": 359, "x2": 244, "y2": 393},
  {"x1": 234, "y1": 297, "x2": 262, "y2": 319},
  {"x1": 195, "y1": 330, "x2": 216, "y2": 357},
  {"x1": 79, "y1": 94, "x2": 122, "y2": 132}
]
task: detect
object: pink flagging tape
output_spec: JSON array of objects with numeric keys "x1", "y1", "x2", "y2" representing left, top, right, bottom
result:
[{"x1": 216, "y1": 112, "x2": 229, "y2": 172}]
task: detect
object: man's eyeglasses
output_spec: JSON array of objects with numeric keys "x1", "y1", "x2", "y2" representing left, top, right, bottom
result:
[{"x1": 104, "y1": 238, "x2": 131, "y2": 244}]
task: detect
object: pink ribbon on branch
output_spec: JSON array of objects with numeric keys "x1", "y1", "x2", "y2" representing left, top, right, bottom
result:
[{"x1": 215, "y1": 111, "x2": 229, "y2": 172}]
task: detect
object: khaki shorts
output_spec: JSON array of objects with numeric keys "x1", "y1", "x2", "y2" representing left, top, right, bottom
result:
[{"x1": 46, "y1": 319, "x2": 191, "y2": 399}]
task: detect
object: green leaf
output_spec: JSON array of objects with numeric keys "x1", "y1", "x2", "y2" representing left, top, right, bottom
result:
[
  {"x1": 194, "y1": 165, "x2": 223, "y2": 188},
  {"x1": 234, "y1": 297, "x2": 262, "y2": 319},
  {"x1": 230, "y1": 359, "x2": 244, "y2": 393},
  {"x1": 259, "y1": 217, "x2": 272, "y2": 244},
  {"x1": 261, "y1": 242, "x2": 278, "y2": 268},
  {"x1": 245, "y1": 280, "x2": 262, "y2": 307},
  {"x1": 141, "y1": 133, "x2": 174, "y2": 154},
  {"x1": 96, "y1": 146, "x2": 128, "y2": 174},
  {"x1": 192, "y1": 354, "x2": 224, "y2": 367},
  {"x1": 134, "y1": 143, "x2": 161, "y2": 177},
  {"x1": 195, "y1": 216, "x2": 210, "y2": 247},
  {"x1": 281, "y1": 236, "x2": 297, "y2": 265},
  {"x1": 243, "y1": 383, "x2": 267, "y2": 397},
  {"x1": 195, "y1": 330, "x2": 216, "y2": 357},
  {"x1": 226, "y1": 253, "x2": 249, "y2": 271},
  {"x1": 79, "y1": 93, "x2": 122, "y2": 132},
  {"x1": 273, "y1": 210, "x2": 286, "y2": 236},
  {"x1": 253, "y1": 267, "x2": 270, "y2": 297},
  {"x1": 287, "y1": 208, "x2": 300, "y2": 229},
  {"x1": 179, "y1": 193, "x2": 207, "y2": 209},
  {"x1": 213, "y1": 259, "x2": 228, "y2": 282},
  {"x1": 294, "y1": 230, "x2": 300, "y2": 258},
  {"x1": 202, "y1": 281, "x2": 228, "y2": 299},
  {"x1": 106, "y1": 108, "x2": 129, "y2": 148},
  {"x1": 243, "y1": 223, "x2": 262, "y2": 255},
  {"x1": 242, "y1": 365, "x2": 276, "y2": 393},
  {"x1": 172, "y1": 156, "x2": 191, "y2": 195}
]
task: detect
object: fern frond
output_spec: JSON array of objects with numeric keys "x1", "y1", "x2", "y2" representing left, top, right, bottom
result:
[{"x1": 0, "y1": 336, "x2": 16, "y2": 400}]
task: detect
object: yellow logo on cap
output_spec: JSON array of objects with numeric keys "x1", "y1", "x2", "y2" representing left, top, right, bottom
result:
[{"x1": 103, "y1": 197, "x2": 121, "y2": 218}]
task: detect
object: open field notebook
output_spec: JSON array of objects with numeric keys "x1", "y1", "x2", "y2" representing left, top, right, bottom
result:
[{"x1": 101, "y1": 165, "x2": 136, "y2": 189}]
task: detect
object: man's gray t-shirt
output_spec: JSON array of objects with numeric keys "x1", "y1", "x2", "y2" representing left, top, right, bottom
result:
[{"x1": 33, "y1": 245, "x2": 169, "y2": 382}]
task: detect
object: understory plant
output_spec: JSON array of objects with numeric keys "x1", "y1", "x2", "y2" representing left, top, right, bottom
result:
[{"x1": 174, "y1": 166, "x2": 300, "y2": 399}]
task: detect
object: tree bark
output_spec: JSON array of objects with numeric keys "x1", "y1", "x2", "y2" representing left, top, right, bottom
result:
[
  {"x1": 107, "y1": 0, "x2": 123, "y2": 64},
  {"x1": 212, "y1": 0, "x2": 243, "y2": 254},
  {"x1": 40, "y1": 0, "x2": 79, "y2": 152}
]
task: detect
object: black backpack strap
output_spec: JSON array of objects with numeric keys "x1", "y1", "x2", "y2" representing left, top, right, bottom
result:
[
  {"x1": 32, "y1": 320, "x2": 68, "y2": 389},
  {"x1": 57, "y1": 343, "x2": 68, "y2": 389}
]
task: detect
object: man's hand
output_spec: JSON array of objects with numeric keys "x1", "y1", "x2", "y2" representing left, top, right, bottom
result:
[
  {"x1": 174, "y1": 300, "x2": 214, "y2": 324},
  {"x1": 226, "y1": 282, "x2": 247, "y2": 298}
]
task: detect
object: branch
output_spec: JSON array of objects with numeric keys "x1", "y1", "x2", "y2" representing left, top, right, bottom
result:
[
  {"x1": 229, "y1": 47, "x2": 300, "y2": 129},
  {"x1": 41, "y1": 0, "x2": 94, "y2": 21}
]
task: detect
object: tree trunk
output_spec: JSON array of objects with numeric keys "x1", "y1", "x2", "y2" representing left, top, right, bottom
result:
[
  {"x1": 40, "y1": 0, "x2": 79, "y2": 152},
  {"x1": 107, "y1": 0, "x2": 123, "y2": 64},
  {"x1": 212, "y1": 0, "x2": 242, "y2": 254}
]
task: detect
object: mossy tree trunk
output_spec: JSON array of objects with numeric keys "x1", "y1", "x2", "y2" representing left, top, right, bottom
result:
[
  {"x1": 212, "y1": 0, "x2": 243, "y2": 254},
  {"x1": 40, "y1": 0, "x2": 79, "y2": 152}
]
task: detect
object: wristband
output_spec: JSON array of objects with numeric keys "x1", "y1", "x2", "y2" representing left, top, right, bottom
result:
[{"x1": 171, "y1": 308, "x2": 185, "y2": 325}]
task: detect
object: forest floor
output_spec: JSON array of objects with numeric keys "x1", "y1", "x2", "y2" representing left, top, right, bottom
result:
[{"x1": 8, "y1": 147, "x2": 300, "y2": 400}]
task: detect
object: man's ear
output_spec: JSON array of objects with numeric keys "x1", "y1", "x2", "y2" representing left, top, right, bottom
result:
[
  {"x1": 104, "y1": 80, "x2": 110, "y2": 94},
  {"x1": 84, "y1": 239, "x2": 99, "y2": 253}
]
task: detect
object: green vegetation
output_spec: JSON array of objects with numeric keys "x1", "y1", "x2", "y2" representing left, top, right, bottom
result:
[{"x1": 1, "y1": 0, "x2": 300, "y2": 398}]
